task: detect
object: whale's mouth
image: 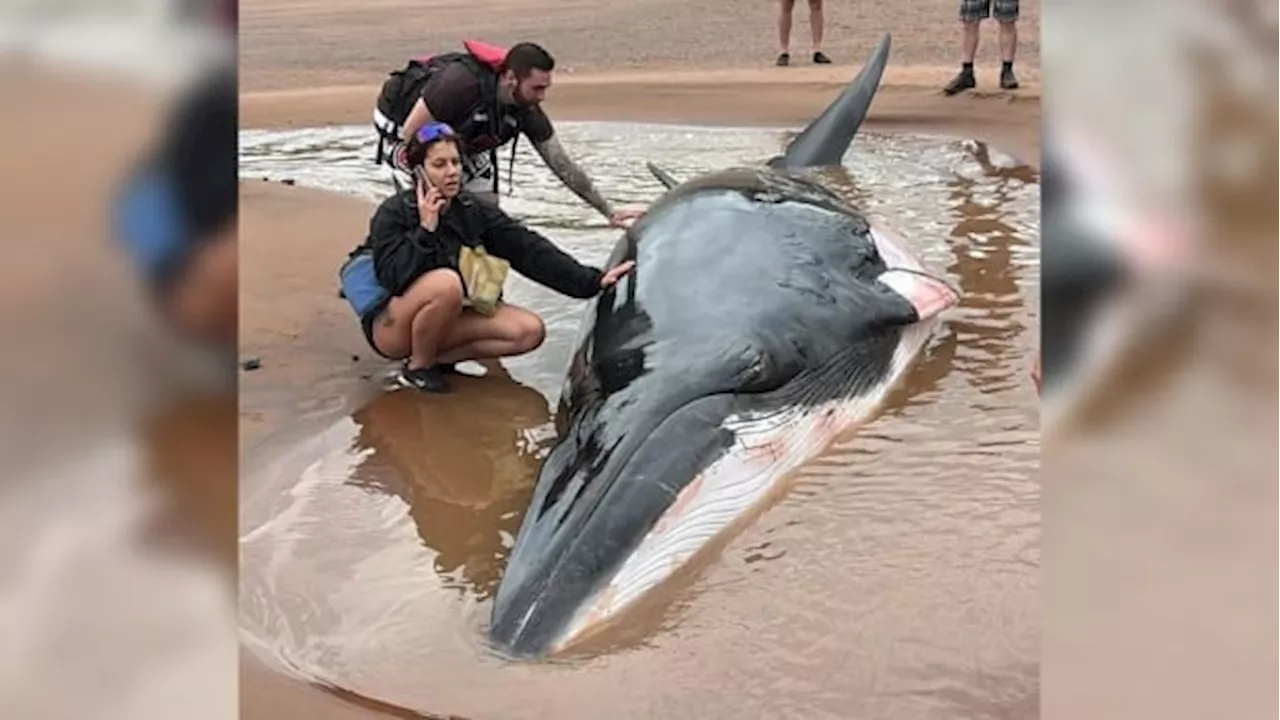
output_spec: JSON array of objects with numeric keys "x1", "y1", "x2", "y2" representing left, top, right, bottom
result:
[{"x1": 868, "y1": 221, "x2": 927, "y2": 274}]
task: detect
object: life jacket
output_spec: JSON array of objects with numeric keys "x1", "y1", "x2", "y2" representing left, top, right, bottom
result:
[{"x1": 373, "y1": 39, "x2": 521, "y2": 196}]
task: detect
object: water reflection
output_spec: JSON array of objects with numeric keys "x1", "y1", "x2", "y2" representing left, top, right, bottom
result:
[
  {"x1": 943, "y1": 140, "x2": 1037, "y2": 396},
  {"x1": 346, "y1": 363, "x2": 555, "y2": 601}
]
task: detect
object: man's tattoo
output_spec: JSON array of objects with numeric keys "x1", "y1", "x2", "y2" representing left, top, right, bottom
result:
[{"x1": 535, "y1": 136, "x2": 614, "y2": 218}]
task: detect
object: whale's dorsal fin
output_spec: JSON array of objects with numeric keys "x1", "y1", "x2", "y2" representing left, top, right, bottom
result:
[
  {"x1": 772, "y1": 34, "x2": 891, "y2": 170},
  {"x1": 646, "y1": 162, "x2": 681, "y2": 190}
]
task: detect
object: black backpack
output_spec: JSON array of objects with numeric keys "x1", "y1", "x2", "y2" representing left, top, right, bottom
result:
[
  {"x1": 375, "y1": 52, "x2": 480, "y2": 130},
  {"x1": 372, "y1": 47, "x2": 518, "y2": 195}
]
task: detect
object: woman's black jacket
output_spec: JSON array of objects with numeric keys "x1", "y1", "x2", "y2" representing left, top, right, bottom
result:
[{"x1": 362, "y1": 188, "x2": 605, "y2": 300}]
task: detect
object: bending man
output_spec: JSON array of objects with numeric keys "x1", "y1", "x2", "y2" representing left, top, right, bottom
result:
[{"x1": 373, "y1": 41, "x2": 642, "y2": 228}]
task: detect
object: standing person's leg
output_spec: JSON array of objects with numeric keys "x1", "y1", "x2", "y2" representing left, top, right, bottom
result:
[
  {"x1": 995, "y1": 0, "x2": 1020, "y2": 89},
  {"x1": 944, "y1": 0, "x2": 989, "y2": 95},
  {"x1": 808, "y1": 0, "x2": 832, "y2": 64},
  {"x1": 776, "y1": 0, "x2": 796, "y2": 66}
]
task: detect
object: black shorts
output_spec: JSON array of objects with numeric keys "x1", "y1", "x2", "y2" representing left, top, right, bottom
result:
[
  {"x1": 359, "y1": 299, "x2": 395, "y2": 359},
  {"x1": 960, "y1": 0, "x2": 1018, "y2": 22}
]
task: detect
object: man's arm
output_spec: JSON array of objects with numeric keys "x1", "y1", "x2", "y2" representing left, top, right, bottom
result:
[
  {"x1": 532, "y1": 134, "x2": 615, "y2": 219},
  {"x1": 399, "y1": 98, "x2": 434, "y2": 143},
  {"x1": 400, "y1": 65, "x2": 472, "y2": 142}
]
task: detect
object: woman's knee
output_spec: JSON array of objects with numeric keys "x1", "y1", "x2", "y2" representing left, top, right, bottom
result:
[
  {"x1": 406, "y1": 268, "x2": 464, "y2": 310},
  {"x1": 513, "y1": 312, "x2": 546, "y2": 352}
]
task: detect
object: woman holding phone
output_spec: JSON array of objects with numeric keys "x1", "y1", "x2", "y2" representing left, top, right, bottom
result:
[{"x1": 340, "y1": 122, "x2": 637, "y2": 393}]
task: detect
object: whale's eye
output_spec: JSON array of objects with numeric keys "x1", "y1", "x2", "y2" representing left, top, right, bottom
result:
[{"x1": 740, "y1": 350, "x2": 789, "y2": 394}]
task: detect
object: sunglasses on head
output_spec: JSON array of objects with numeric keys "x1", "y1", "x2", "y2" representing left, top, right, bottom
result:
[{"x1": 415, "y1": 122, "x2": 456, "y2": 144}]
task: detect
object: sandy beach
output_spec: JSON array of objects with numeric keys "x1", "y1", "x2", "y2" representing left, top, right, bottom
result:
[
  {"x1": 240, "y1": 0, "x2": 1041, "y2": 162},
  {"x1": 239, "y1": 1, "x2": 1042, "y2": 717}
]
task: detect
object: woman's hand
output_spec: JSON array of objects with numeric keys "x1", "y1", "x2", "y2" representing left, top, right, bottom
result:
[
  {"x1": 417, "y1": 180, "x2": 446, "y2": 232},
  {"x1": 608, "y1": 207, "x2": 647, "y2": 229},
  {"x1": 600, "y1": 260, "x2": 636, "y2": 288}
]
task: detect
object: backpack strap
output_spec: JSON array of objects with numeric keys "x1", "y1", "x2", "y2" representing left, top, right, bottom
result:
[
  {"x1": 466, "y1": 61, "x2": 526, "y2": 197},
  {"x1": 464, "y1": 59, "x2": 505, "y2": 196}
]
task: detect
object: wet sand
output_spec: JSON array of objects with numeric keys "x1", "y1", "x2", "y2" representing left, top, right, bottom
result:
[
  {"x1": 240, "y1": 0, "x2": 1041, "y2": 163},
  {"x1": 243, "y1": 67, "x2": 1041, "y2": 171},
  {"x1": 240, "y1": 0, "x2": 1041, "y2": 717}
]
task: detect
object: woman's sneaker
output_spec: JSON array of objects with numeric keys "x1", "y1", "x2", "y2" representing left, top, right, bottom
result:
[{"x1": 396, "y1": 364, "x2": 450, "y2": 393}]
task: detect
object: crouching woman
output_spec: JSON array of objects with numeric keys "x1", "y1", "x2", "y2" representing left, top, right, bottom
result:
[{"x1": 340, "y1": 122, "x2": 635, "y2": 393}]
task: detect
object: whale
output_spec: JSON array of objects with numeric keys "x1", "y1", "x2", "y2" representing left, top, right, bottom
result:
[{"x1": 488, "y1": 34, "x2": 961, "y2": 659}]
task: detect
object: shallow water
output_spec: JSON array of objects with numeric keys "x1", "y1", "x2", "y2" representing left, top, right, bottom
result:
[{"x1": 238, "y1": 121, "x2": 1041, "y2": 719}]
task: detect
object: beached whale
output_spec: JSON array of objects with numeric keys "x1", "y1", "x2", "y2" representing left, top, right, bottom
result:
[{"x1": 488, "y1": 34, "x2": 961, "y2": 659}]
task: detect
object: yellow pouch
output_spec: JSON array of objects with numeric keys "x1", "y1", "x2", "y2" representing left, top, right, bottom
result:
[{"x1": 457, "y1": 245, "x2": 510, "y2": 316}]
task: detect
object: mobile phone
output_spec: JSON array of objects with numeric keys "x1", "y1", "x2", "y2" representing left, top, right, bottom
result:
[{"x1": 413, "y1": 166, "x2": 430, "y2": 189}]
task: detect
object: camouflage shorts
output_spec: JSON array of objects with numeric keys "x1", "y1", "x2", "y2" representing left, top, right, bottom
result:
[{"x1": 960, "y1": 0, "x2": 1018, "y2": 21}]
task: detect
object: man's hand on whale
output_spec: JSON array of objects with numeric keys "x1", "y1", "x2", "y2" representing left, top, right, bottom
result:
[{"x1": 608, "y1": 208, "x2": 646, "y2": 228}]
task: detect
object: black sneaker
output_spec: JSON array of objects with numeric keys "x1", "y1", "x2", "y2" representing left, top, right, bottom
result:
[
  {"x1": 775, "y1": 52, "x2": 790, "y2": 67},
  {"x1": 396, "y1": 365, "x2": 450, "y2": 393},
  {"x1": 943, "y1": 69, "x2": 976, "y2": 95},
  {"x1": 813, "y1": 51, "x2": 832, "y2": 64},
  {"x1": 1000, "y1": 66, "x2": 1020, "y2": 90}
]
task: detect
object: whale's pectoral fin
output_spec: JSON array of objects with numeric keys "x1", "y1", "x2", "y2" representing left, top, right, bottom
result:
[
  {"x1": 876, "y1": 269, "x2": 960, "y2": 324},
  {"x1": 646, "y1": 162, "x2": 681, "y2": 190}
]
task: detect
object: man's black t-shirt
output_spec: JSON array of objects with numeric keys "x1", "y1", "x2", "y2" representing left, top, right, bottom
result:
[{"x1": 419, "y1": 63, "x2": 554, "y2": 154}]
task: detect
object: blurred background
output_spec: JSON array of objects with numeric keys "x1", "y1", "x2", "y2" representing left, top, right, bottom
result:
[
  {"x1": 0, "y1": 0, "x2": 237, "y2": 718},
  {"x1": 1040, "y1": 1, "x2": 1275, "y2": 719}
]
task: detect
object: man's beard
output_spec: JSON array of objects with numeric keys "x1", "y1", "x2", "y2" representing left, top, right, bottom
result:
[{"x1": 508, "y1": 86, "x2": 536, "y2": 108}]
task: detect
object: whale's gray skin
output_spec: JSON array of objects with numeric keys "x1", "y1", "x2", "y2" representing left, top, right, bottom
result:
[{"x1": 488, "y1": 33, "x2": 959, "y2": 660}]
